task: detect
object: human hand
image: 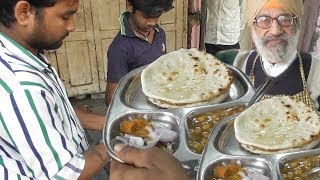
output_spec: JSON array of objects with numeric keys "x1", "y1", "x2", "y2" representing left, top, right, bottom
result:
[{"x1": 109, "y1": 144, "x2": 190, "y2": 180}]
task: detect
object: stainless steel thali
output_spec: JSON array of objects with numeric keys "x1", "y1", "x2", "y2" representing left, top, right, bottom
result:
[
  {"x1": 197, "y1": 114, "x2": 320, "y2": 180},
  {"x1": 102, "y1": 64, "x2": 256, "y2": 179}
]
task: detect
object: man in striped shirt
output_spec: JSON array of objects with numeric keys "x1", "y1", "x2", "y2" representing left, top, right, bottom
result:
[{"x1": 0, "y1": 0, "x2": 112, "y2": 179}]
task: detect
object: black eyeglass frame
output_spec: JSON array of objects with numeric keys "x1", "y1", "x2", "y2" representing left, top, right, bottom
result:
[{"x1": 253, "y1": 15, "x2": 297, "y2": 29}]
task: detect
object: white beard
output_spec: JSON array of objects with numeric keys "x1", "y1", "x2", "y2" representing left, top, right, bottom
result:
[{"x1": 252, "y1": 29, "x2": 299, "y2": 64}]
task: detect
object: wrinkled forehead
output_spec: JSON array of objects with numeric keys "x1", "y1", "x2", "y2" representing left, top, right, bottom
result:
[
  {"x1": 53, "y1": 0, "x2": 79, "y2": 10},
  {"x1": 56, "y1": 0, "x2": 79, "y2": 6},
  {"x1": 256, "y1": 7, "x2": 288, "y2": 17}
]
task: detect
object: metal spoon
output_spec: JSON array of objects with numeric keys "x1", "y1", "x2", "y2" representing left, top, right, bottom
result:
[
  {"x1": 307, "y1": 167, "x2": 320, "y2": 179},
  {"x1": 246, "y1": 76, "x2": 275, "y2": 108}
]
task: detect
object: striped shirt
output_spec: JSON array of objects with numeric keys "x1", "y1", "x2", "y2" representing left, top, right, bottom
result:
[{"x1": 0, "y1": 33, "x2": 88, "y2": 179}]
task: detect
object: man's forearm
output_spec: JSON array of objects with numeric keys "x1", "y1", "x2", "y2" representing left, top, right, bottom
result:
[{"x1": 75, "y1": 108, "x2": 105, "y2": 131}]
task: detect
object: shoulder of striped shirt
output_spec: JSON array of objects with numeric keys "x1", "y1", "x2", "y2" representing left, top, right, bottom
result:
[{"x1": 0, "y1": 67, "x2": 55, "y2": 97}]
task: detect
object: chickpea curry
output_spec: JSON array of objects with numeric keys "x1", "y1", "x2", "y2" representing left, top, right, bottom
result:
[
  {"x1": 187, "y1": 106, "x2": 245, "y2": 154},
  {"x1": 280, "y1": 155, "x2": 320, "y2": 180}
]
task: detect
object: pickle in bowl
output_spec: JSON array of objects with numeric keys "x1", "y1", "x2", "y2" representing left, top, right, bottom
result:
[
  {"x1": 203, "y1": 158, "x2": 271, "y2": 180},
  {"x1": 107, "y1": 112, "x2": 180, "y2": 154}
]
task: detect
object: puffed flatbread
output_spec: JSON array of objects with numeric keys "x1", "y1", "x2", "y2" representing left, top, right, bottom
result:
[
  {"x1": 147, "y1": 92, "x2": 229, "y2": 109},
  {"x1": 240, "y1": 138, "x2": 320, "y2": 154},
  {"x1": 141, "y1": 48, "x2": 233, "y2": 108},
  {"x1": 234, "y1": 96, "x2": 320, "y2": 154}
]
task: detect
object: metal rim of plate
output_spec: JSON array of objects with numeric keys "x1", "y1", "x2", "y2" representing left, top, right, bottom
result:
[
  {"x1": 102, "y1": 64, "x2": 256, "y2": 179},
  {"x1": 197, "y1": 111, "x2": 320, "y2": 180}
]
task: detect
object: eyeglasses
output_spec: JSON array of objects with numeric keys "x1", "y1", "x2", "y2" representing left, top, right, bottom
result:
[{"x1": 253, "y1": 15, "x2": 297, "y2": 29}]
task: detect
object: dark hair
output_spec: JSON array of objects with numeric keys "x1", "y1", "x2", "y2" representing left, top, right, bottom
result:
[
  {"x1": 128, "y1": 0, "x2": 174, "y2": 17},
  {"x1": 0, "y1": 0, "x2": 56, "y2": 27}
]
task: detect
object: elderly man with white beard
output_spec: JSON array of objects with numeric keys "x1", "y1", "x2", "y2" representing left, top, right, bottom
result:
[{"x1": 234, "y1": 0, "x2": 320, "y2": 111}]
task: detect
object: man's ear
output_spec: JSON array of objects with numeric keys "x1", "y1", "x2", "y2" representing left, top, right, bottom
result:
[
  {"x1": 127, "y1": 0, "x2": 133, "y2": 12},
  {"x1": 14, "y1": 1, "x2": 33, "y2": 26}
]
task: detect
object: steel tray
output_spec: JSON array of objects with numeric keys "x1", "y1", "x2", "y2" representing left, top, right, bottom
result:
[
  {"x1": 116, "y1": 64, "x2": 253, "y2": 110},
  {"x1": 102, "y1": 64, "x2": 256, "y2": 179},
  {"x1": 197, "y1": 115, "x2": 320, "y2": 180}
]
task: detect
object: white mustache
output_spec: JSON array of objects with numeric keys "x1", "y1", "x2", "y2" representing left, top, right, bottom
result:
[{"x1": 262, "y1": 34, "x2": 289, "y2": 44}]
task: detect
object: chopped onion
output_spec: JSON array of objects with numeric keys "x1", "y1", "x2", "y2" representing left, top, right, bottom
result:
[
  {"x1": 145, "y1": 131, "x2": 160, "y2": 147},
  {"x1": 143, "y1": 114, "x2": 149, "y2": 120},
  {"x1": 238, "y1": 171, "x2": 247, "y2": 178},
  {"x1": 128, "y1": 136, "x2": 144, "y2": 147},
  {"x1": 145, "y1": 126, "x2": 154, "y2": 133},
  {"x1": 154, "y1": 127, "x2": 178, "y2": 142},
  {"x1": 115, "y1": 136, "x2": 129, "y2": 144},
  {"x1": 153, "y1": 123, "x2": 172, "y2": 130},
  {"x1": 236, "y1": 160, "x2": 243, "y2": 166}
]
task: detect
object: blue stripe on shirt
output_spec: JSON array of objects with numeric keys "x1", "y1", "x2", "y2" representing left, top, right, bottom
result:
[
  {"x1": 66, "y1": 163, "x2": 82, "y2": 173},
  {"x1": 1, "y1": 138, "x2": 17, "y2": 152},
  {"x1": 42, "y1": 91, "x2": 73, "y2": 157},
  {"x1": 0, "y1": 144, "x2": 27, "y2": 176},
  {"x1": 10, "y1": 94, "x2": 49, "y2": 179},
  {"x1": 0, "y1": 156, "x2": 9, "y2": 180},
  {"x1": 0, "y1": 55, "x2": 13, "y2": 72}
]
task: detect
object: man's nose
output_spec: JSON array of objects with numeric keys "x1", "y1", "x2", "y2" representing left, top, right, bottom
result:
[
  {"x1": 268, "y1": 19, "x2": 283, "y2": 35},
  {"x1": 147, "y1": 18, "x2": 159, "y2": 27},
  {"x1": 66, "y1": 17, "x2": 76, "y2": 32}
]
